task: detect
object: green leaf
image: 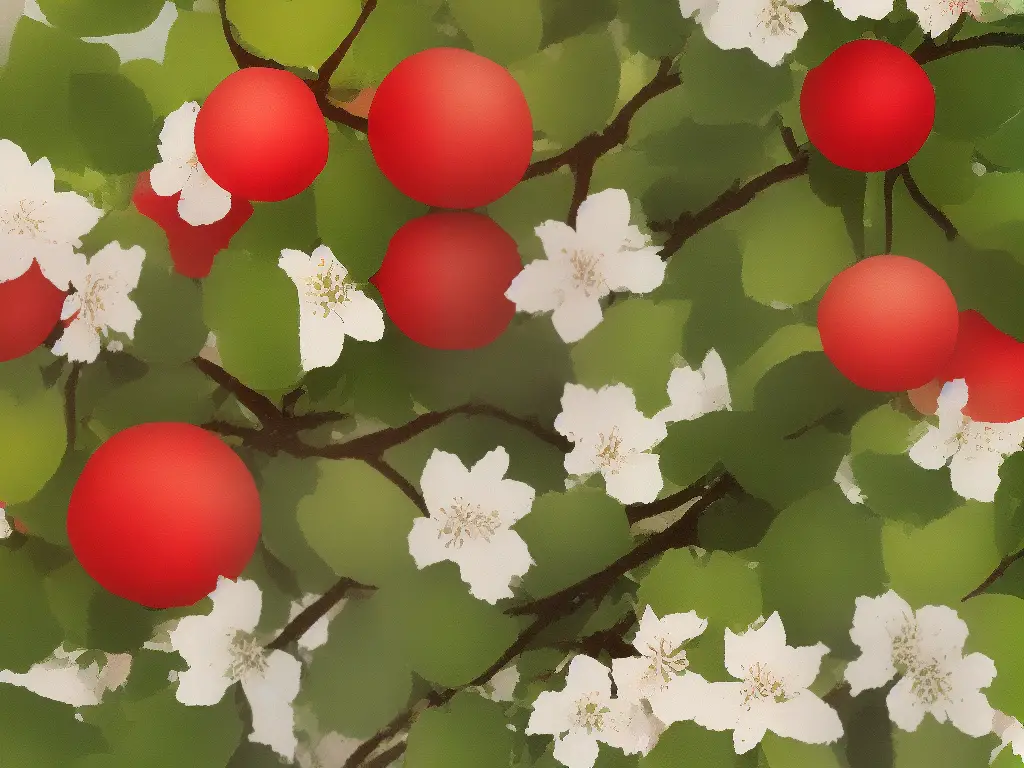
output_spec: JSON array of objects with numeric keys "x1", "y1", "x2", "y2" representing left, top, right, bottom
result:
[
  {"x1": 756, "y1": 486, "x2": 886, "y2": 652},
  {"x1": 0, "y1": 545, "x2": 64, "y2": 671},
  {"x1": 405, "y1": 692, "x2": 515, "y2": 768},
  {"x1": 978, "y1": 108, "x2": 1024, "y2": 170},
  {"x1": 959, "y1": 594, "x2": 1024, "y2": 714},
  {"x1": 203, "y1": 248, "x2": 303, "y2": 392},
  {"x1": 296, "y1": 459, "x2": 420, "y2": 587},
  {"x1": 120, "y1": 58, "x2": 188, "y2": 119},
  {"x1": 730, "y1": 325, "x2": 822, "y2": 410},
  {"x1": 314, "y1": 130, "x2": 428, "y2": 282},
  {"x1": 73, "y1": 688, "x2": 243, "y2": 768},
  {"x1": 806, "y1": 146, "x2": 866, "y2": 256},
  {"x1": 761, "y1": 733, "x2": 844, "y2": 768},
  {"x1": 0, "y1": 382, "x2": 67, "y2": 505},
  {"x1": 91, "y1": 363, "x2": 217, "y2": 435},
  {"x1": 571, "y1": 299, "x2": 690, "y2": 415},
  {"x1": 924, "y1": 47, "x2": 1024, "y2": 139},
  {"x1": 516, "y1": 488, "x2": 633, "y2": 598},
  {"x1": 226, "y1": 0, "x2": 362, "y2": 70},
  {"x1": 675, "y1": 34, "x2": 792, "y2": 125},
  {"x1": 36, "y1": 0, "x2": 165, "y2": 36},
  {"x1": 539, "y1": 0, "x2": 618, "y2": 46},
  {"x1": 162, "y1": 10, "x2": 239, "y2": 102},
  {"x1": 944, "y1": 173, "x2": 1024, "y2": 256},
  {"x1": 882, "y1": 502, "x2": 1000, "y2": 607},
  {"x1": 448, "y1": 0, "x2": 543, "y2": 64},
  {"x1": 640, "y1": 720, "x2": 739, "y2": 768},
  {"x1": 618, "y1": 0, "x2": 693, "y2": 58},
  {"x1": 638, "y1": 549, "x2": 762, "y2": 679},
  {"x1": 906, "y1": 133, "x2": 980, "y2": 206},
  {"x1": 850, "y1": 404, "x2": 917, "y2": 457},
  {"x1": 732, "y1": 180, "x2": 856, "y2": 307},
  {"x1": 299, "y1": 595, "x2": 413, "y2": 738},
  {"x1": 68, "y1": 72, "x2": 159, "y2": 174},
  {"x1": 850, "y1": 451, "x2": 963, "y2": 526},
  {"x1": 657, "y1": 410, "x2": 735, "y2": 488},
  {"x1": 486, "y1": 169, "x2": 574, "y2": 265},
  {"x1": 512, "y1": 31, "x2": 620, "y2": 146},
  {"x1": 891, "y1": 714, "x2": 995, "y2": 768},
  {"x1": 229, "y1": 190, "x2": 318, "y2": 256},
  {"x1": 0, "y1": 18, "x2": 120, "y2": 171},
  {"x1": 0, "y1": 685, "x2": 106, "y2": 767},
  {"x1": 382, "y1": 563, "x2": 520, "y2": 688}
]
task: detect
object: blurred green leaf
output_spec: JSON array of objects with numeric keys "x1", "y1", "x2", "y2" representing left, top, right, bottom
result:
[
  {"x1": 512, "y1": 31, "x2": 620, "y2": 146},
  {"x1": 0, "y1": 685, "x2": 106, "y2": 767},
  {"x1": 91, "y1": 363, "x2": 217, "y2": 435},
  {"x1": 68, "y1": 72, "x2": 159, "y2": 174},
  {"x1": 959, "y1": 593, "x2": 1024, "y2": 715},
  {"x1": 730, "y1": 326, "x2": 823, "y2": 410},
  {"x1": 230, "y1": 191, "x2": 318, "y2": 256},
  {"x1": 907, "y1": 133, "x2": 980, "y2": 206},
  {"x1": 0, "y1": 382, "x2": 67, "y2": 505},
  {"x1": 486, "y1": 171, "x2": 574, "y2": 264},
  {"x1": 657, "y1": 410, "x2": 735, "y2": 488},
  {"x1": 944, "y1": 172, "x2": 1024, "y2": 255},
  {"x1": 756, "y1": 486, "x2": 886, "y2": 653},
  {"x1": 0, "y1": 545, "x2": 64, "y2": 671},
  {"x1": 891, "y1": 714, "x2": 995, "y2": 768},
  {"x1": 36, "y1": 0, "x2": 165, "y2": 36},
  {"x1": 226, "y1": 0, "x2": 362, "y2": 70},
  {"x1": 516, "y1": 487, "x2": 632, "y2": 598},
  {"x1": 618, "y1": 0, "x2": 693, "y2": 58},
  {"x1": 850, "y1": 451, "x2": 963, "y2": 526},
  {"x1": 297, "y1": 459, "x2": 420, "y2": 587},
  {"x1": 203, "y1": 248, "x2": 303, "y2": 392},
  {"x1": 162, "y1": 10, "x2": 239, "y2": 102},
  {"x1": 850, "y1": 405, "x2": 917, "y2": 457},
  {"x1": 925, "y1": 48, "x2": 1024, "y2": 139},
  {"x1": 539, "y1": 0, "x2": 618, "y2": 46},
  {"x1": 448, "y1": 0, "x2": 543, "y2": 64},
  {"x1": 640, "y1": 720, "x2": 739, "y2": 768},
  {"x1": 405, "y1": 692, "x2": 515, "y2": 768},
  {"x1": 762, "y1": 733, "x2": 844, "y2": 768}
]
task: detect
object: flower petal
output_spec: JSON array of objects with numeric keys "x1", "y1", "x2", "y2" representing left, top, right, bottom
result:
[
  {"x1": 178, "y1": 171, "x2": 232, "y2": 226},
  {"x1": 505, "y1": 257, "x2": 566, "y2": 314},
  {"x1": 452, "y1": 528, "x2": 533, "y2": 604},
  {"x1": 551, "y1": 293, "x2": 604, "y2": 343},
  {"x1": 765, "y1": 692, "x2": 844, "y2": 745},
  {"x1": 337, "y1": 289, "x2": 385, "y2": 342},
  {"x1": 420, "y1": 449, "x2": 471, "y2": 516},
  {"x1": 886, "y1": 674, "x2": 929, "y2": 731},
  {"x1": 603, "y1": 451, "x2": 663, "y2": 504},
  {"x1": 407, "y1": 517, "x2": 450, "y2": 570},
  {"x1": 949, "y1": 447, "x2": 1003, "y2": 502},
  {"x1": 553, "y1": 730, "x2": 600, "y2": 768},
  {"x1": 241, "y1": 650, "x2": 301, "y2": 759},
  {"x1": 298, "y1": 308, "x2": 346, "y2": 371},
  {"x1": 601, "y1": 248, "x2": 665, "y2": 295}
]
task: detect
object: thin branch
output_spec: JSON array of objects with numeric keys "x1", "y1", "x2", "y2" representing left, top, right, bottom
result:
[
  {"x1": 884, "y1": 167, "x2": 899, "y2": 254},
  {"x1": 218, "y1": 0, "x2": 285, "y2": 71},
  {"x1": 317, "y1": 96, "x2": 370, "y2": 133},
  {"x1": 550, "y1": 612, "x2": 638, "y2": 659},
  {"x1": 364, "y1": 742, "x2": 406, "y2": 768},
  {"x1": 508, "y1": 473, "x2": 737, "y2": 617},
  {"x1": 899, "y1": 166, "x2": 958, "y2": 241},
  {"x1": 913, "y1": 31, "x2": 1024, "y2": 65},
  {"x1": 625, "y1": 477, "x2": 706, "y2": 525},
  {"x1": 281, "y1": 387, "x2": 304, "y2": 417},
  {"x1": 191, "y1": 357, "x2": 281, "y2": 423},
  {"x1": 963, "y1": 548, "x2": 1024, "y2": 601},
  {"x1": 784, "y1": 407, "x2": 844, "y2": 441},
  {"x1": 363, "y1": 456, "x2": 428, "y2": 514},
  {"x1": 655, "y1": 150, "x2": 810, "y2": 260},
  {"x1": 64, "y1": 363, "x2": 81, "y2": 451},
  {"x1": 266, "y1": 576, "x2": 374, "y2": 650},
  {"x1": 286, "y1": 410, "x2": 350, "y2": 431},
  {"x1": 312, "y1": 0, "x2": 378, "y2": 92},
  {"x1": 780, "y1": 124, "x2": 802, "y2": 161}
]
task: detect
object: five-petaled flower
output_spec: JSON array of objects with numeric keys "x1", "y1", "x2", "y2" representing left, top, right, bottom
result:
[
  {"x1": 691, "y1": 612, "x2": 844, "y2": 754},
  {"x1": 656, "y1": 349, "x2": 732, "y2": 423},
  {"x1": 908, "y1": 379, "x2": 1024, "y2": 503},
  {"x1": 51, "y1": 242, "x2": 145, "y2": 364},
  {"x1": 698, "y1": 0, "x2": 810, "y2": 66},
  {"x1": 0, "y1": 139, "x2": 102, "y2": 289},
  {"x1": 278, "y1": 244, "x2": 386, "y2": 372},
  {"x1": 907, "y1": 0, "x2": 982, "y2": 36},
  {"x1": 504, "y1": 189, "x2": 665, "y2": 344},
  {"x1": 555, "y1": 383, "x2": 666, "y2": 504},
  {"x1": 168, "y1": 577, "x2": 302, "y2": 760},
  {"x1": 149, "y1": 102, "x2": 233, "y2": 226},
  {"x1": 408, "y1": 447, "x2": 535, "y2": 603},
  {"x1": 845, "y1": 590, "x2": 996, "y2": 737}
]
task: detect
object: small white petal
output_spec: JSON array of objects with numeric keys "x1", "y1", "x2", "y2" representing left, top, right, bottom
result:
[
  {"x1": 178, "y1": 171, "x2": 232, "y2": 226},
  {"x1": 241, "y1": 650, "x2": 302, "y2": 759},
  {"x1": 603, "y1": 451, "x2": 663, "y2": 504},
  {"x1": 553, "y1": 731, "x2": 600, "y2": 768},
  {"x1": 551, "y1": 293, "x2": 604, "y2": 343},
  {"x1": 886, "y1": 674, "x2": 929, "y2": 731},
  {"x1": 764, "y1": 692, "x2": 844, "y2": 745}
]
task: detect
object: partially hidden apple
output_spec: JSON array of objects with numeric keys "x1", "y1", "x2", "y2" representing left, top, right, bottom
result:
[
  {"x1": 0, "y1": 261, "x2": 66, "y2": 361},
  {"x1": 908, "y1": 310, "x2": 1024, "y2": 423},
  {"x1": 132, "y1": 171, "x2": 253, "y2": 279}
]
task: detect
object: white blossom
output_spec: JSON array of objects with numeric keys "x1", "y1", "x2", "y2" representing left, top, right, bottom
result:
[
  {"x1": 168, "y1": 577, "x2": 302, "y2": 760},
  {"x1": 555, "y1": 383, "x2": 666, "y2": 505},
  {"x1": 408, "y1": 447, "x2": 535, "y2": 604},
  {"x1": 680, "y1": 0, "x2": 720, "y2": 20},
  {"x1": 845, "y1": 590, "x2": 996, "y2": 737},
  {"x1": 51, "y1": 242, "x2": 145, "y2": 364},
  {"x1": 0, "y1": 646, "x2": 132, "y2": 707},
  {"x1": 526, "y1": 655, "x2": 642, "y2": 768},
  {"x1": 611, "y1": 606, "x2": 709, "y2": 725},
  {"x1": 834, "y1": 455, "x2": 865, "y2": 504},
  {"x1": 991, "y1": 711, "x2": 1024, "y2": 764},
  {"x1": 0, "y1": 504, "x2": 10, "y2": 539},
  {"x1": 279, "y1": 244, "x2": 385, "y2": 372},
  {"x1": 149, "y1": 101, "x2": 231, "y2": 225},
  {"x1": 698, "y1": 0, "x2": 810, "y2": 66},
  {"x1": 691, "y1": 613, "x2": 843, "y2": 754},
  {"x1": 473, "y1": 665, "x2": 520, "y2": 702},
  {"x1": 830, "y1": 0, "x2": 894, "y2": 20},
  {"x1": 656, "y1": 349, "x2": 731, "y2": 423},
  {"x1": 296, "y1": 731, "x2": 362, "y2": 768},
  {"x1": 908, "y1": 379, "x2": 1024, "y2": 503},
  {"x1": 0, "y1": 139, "x2": 102, "y2": 289},
  {"x1": 505, "y1": 189, "x2": 665, "y2": 344},
  {"x1": 907, "y1": 0, "x2": 981, "y2": 37},
  {"x1": 286, "y1": 593, "x2": 347, "y2": 656}
]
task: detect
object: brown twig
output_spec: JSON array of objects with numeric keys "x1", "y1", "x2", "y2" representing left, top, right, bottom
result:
[
  {"x1": 899, "y1": 165, "x2": 958, "y2": 241},
  {"x1": 625, "y1": 478, "x2": 707, "y2": 525},
  {"x1": 913, "y1": 31, "x2": 1024, "y2": 65},
  {"x1": 266, "y1": 576, "x2": 373, "y2": 650},
  {"x1": 312, "y1": 0, "x2": 379, "y2": 92},
  {"x1": 191, "y1": 356, "x2": 281, "y2": 423},
  {"x1": 363, "y1": 455, "x2": 428, "y2": 514},
  {"x1": 962, "y1": 548, "x2": 1024, "y2": 601}
]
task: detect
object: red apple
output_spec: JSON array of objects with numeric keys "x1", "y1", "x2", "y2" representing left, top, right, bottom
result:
[
  {"x1": 908, "y1": 310, "x2": 1024, "y2": 422},
  {"x1": 817, "y1": 255, "x2": 959, "y2": 392},
  {"x1": 67, "y1": 422, "x2": 262, "y2": 609},
  {"x1": 0, "y1": 261, "x2": 66, "y2": 361},
  {"x1": 368, "y1": 48, "x2": 533, "y2": 209},
  {"x1": 371, "y1": 212, "x2": 523, "y2": 350},
  {"x1": 800, "y1": 39, "x2": 935, "y2": 172},
  {"x1": 132, "y1": 171, "x2": 253, "y2": 279},
  {"x1": 195, "y1": 68, "x2": 330, "y2": 202}
]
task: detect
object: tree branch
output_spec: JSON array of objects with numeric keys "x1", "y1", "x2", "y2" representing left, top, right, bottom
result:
[
  {"x1": 191, "y1": 357, "x2": 281, "y2": 423},
  {"x1": 312, "y1": 0, "x2": 378, "y2": 92},
  {"x1": 914, "y1": 31, "x2": 1024, "y2": 65},
  {"x1": 899, "y1": 165, "x2": 958, "y2": 241},
  {"x1": 218, "y1": 0, "x2": 285, "y2": 71},
  {"x1": 625, "y1": 477, "x2": 707, "y2": 525},
  {"x1": 266, "y1": 576, "x2": 374, "y2": 650},
  {"x1": 962, "y1": 548, "x2": 1024, "y2": 601},
  {"x1": 363, "y1": 455, "x2": 428, "y2": 514},
  {"x1": 64, "y1": 363, "x2": 81, "y2": 451}
]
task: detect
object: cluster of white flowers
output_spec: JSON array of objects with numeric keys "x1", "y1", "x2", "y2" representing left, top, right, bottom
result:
[
  {"x1": 528, "y1": 589, "x2": 1007, "y2": 768},
  {"x1": 678, "y1": 0, "x2": 982, "y2": 67}
]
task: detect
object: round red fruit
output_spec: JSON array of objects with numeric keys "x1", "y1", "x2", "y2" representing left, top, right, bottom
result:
[
  {"x1": 0, "y1": 262, "x2": 65, "y2": 361},
  {"x1": 195, "y1": 68, "x2": 329, "y2": 202},
  {"x1": 817, "y1": 255, "x2": 959, "y2": 391},
  {"x1": 800, "y1": 39, "x2": 935, "y2": 172},
  {"x1": 67, "y1": 422, "x2": 261, "y2": 609},
  {"x1": 371, "y1": 212, "x2": 523, "y2": 350},
  {"x1": 368, "y1": 48, "x2": 533, "y2": 209}
]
